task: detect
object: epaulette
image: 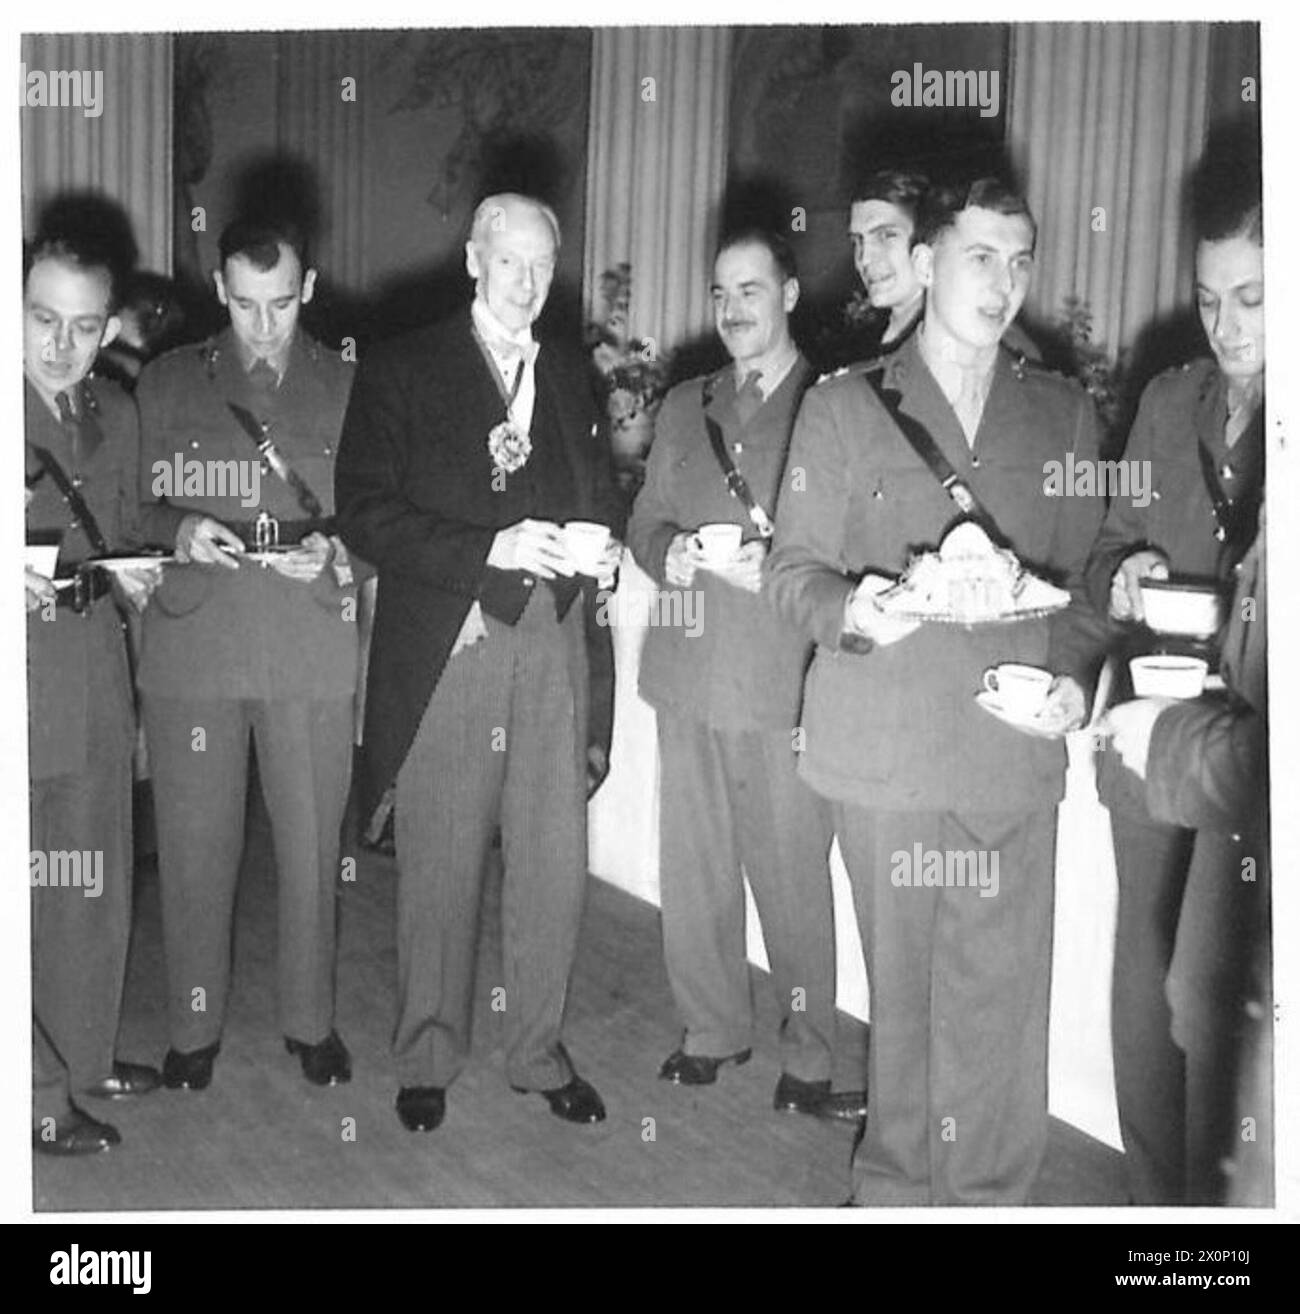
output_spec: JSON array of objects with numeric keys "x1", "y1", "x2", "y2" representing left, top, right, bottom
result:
[
  {"x1": 198, "y1": 337, "x2": 222, "y2": 381},
  {"x1": 700, "y1": 366, "x2": 729, "y2": 407}
]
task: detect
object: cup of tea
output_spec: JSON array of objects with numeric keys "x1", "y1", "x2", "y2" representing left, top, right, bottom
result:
[
  {"x1": 982, "y1": 663, "x2": 1054, "y2": 717},
  {"x1": 695, "y1": 522, "x2": 743, "y2": 567},
  {"x1": 1129, "y1": 655, "x2": 1208, "y2": 699},
  {"x1": 562, "y1": 521, "x2": 611, "y2": 576}
]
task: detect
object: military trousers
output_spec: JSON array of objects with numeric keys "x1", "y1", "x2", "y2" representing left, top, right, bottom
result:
[
  {"x1": 30, "y1": 600, "x2": 135, "y2": 1090},
  {"x1": 837, "y1": 806, "x2": 1056, "y2": 1205},
  {"x1": 142, "y1": 693, "x2": 353, "y2": 1051},
  {"x1": 657, "y1": 713, "x2": 836, "y2": 1081},
  {"x1": 1109, "y1": 808, "x2": 1195, "y2": 1204},
  {"x1": 394, "y1": 586, "x2": 589, "y2": 1091}
]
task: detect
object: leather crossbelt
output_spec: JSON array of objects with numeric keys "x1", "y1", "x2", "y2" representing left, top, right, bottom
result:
[
  {"x1": 226, "y1": 402, "x2": 334, "y2": 533},
  {"x1": 29, "y1": 444, "x2": 111, "y2": 555},
  {"x1": 863, "y1": 367, "x2": 1009, "y2": 547},
  {"x1": 700, "y1": 372, "x2": 816, "y2": 540}
]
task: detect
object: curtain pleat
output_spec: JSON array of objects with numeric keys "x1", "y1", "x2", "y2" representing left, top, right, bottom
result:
[
  {"x1": 21, "y1": 33, "x2": 173, "y2": 273},
  {"x1": 1008, "y1": 22, "x2": 1211, "y2": 362},
  {"x1": 583, "y1": 27, "x2": 731, "y2": 359}
]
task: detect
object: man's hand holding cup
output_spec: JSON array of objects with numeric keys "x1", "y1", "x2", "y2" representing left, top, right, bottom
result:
[
  {"x1": 561, "y1": 521, "x2": 620, "y2": 588},
  {"x1": 487, "y1": 518, "x2": 574, "y2": 580},
  {"x1": 1109, "y1": 549, "x2": 1169, "y2": 622}
]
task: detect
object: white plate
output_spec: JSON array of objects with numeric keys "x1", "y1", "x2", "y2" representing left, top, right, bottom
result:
[
  {"x1": 975, "y1": 690, "x2": 1073, "y2": 739},
  {"x1": 94, "y1": 555, "x2": 172, "y2": 573}
]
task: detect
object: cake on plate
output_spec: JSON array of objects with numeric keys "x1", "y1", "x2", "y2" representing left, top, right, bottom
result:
[{"x1": 879, "y1": 521, "x2": 1070, "y2": 624}]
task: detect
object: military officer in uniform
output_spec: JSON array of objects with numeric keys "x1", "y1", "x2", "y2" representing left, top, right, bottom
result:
[
  {"x1": 1086, "y1": 150, "x2": 1264, "y2": 1204},
  {"x1": 25, "y1": 220, "x2": 163, "y2": 1151},
  {"x1": 627, "y1": 228, "x2": 865, "y2": 1120},
  {"x1": 136, "y1": 216, "x2": 358, "y2": 1090},
  {"x1": 848, "y1": 170, "x2": 1040, "y2": 364},
  {"x1": 767, "y1": 179, "x2": 1108, "y2": 1204}
]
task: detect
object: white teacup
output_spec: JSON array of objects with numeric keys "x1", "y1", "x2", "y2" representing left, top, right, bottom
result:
[
  {"x1": 25, "y1": 544, "x2": 60, "y2": 580},
  {"x1": 982, "y1": 663, "x2": 1053, "y2": 716},
  {"x1": 696, "y1": 522, "x2": 743, "y2": 567},
  {"x1": 1129, "y1": 655, "x2": 1208, "y2": 700},
  {"x1": 563, "y1": 521, "x2": 611, "y2": 575}
]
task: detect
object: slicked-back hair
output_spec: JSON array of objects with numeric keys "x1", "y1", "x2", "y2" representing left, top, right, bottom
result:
[
  {"x1": 715, "y1": 226, "x2": 799, "y2": 283},
  {"x1": 913, "y1": 177, "x2": 1037, "y2": 250},
  {"x1": 850, "y1": 170, "x2": 930, "y2": 229},
  {"x1": 23, "y1": 229, "x2": 123, "y2": 313},
  {"x1": 218, "y1": 216, "x2": 311, "y2": 274},
  {"x1": 468, "y1": 193, "x2": 562, "y2": 252}
]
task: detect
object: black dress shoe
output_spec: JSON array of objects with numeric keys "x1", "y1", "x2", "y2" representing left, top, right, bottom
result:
[
  {"x1": 161, "y1": 1042, "x2": 220, "y2": 1090},
  {"x1": 396, "y1": 1085, "x2": 446, "y2": 1132},
  {"x1": 82, "y1": 1060, "x2": 162, "y2": 1101},
  {"x1": 774, "y1": 1072, "x2": 831, "y2": 1114},
  {"x1": 816, "y1": 1089, "x2": 870, "y2": 1123},
  {"x1": 285, "y1": 1030, "x2": 352, "y2": 1086},
  {"x1": 658, "y1": 1046, "x2": 752, "y2": 1086},
  {"x1": 34, "y1": 1104, "x2": 121, "y2": 1156},
  {"x1": 513, "y1": 1074, "x2": 607, "y2": 1124}
]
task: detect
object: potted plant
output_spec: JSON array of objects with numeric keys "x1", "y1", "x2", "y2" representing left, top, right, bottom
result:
[{"x1": 587, "y1": 262, "x2": 669, "y2": 491}]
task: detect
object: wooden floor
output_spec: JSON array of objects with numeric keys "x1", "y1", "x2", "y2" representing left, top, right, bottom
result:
[{"x1": 36, "y1": 786, "x2": 1128, "y2": 1212}]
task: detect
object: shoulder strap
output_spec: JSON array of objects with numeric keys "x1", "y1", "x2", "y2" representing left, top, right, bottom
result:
[
  {"x1": 29, "y1": 444, "x2": 110, "y2": 556},
  {"x1": 700, "y1": 368, "x2": 816, "y2": 540},
  {"x1": 861, "y1": 367, "x2": 1009, "y2": 547},
  {"x1": 225, "y1": 402, "x2": 329, "y2": 525}
]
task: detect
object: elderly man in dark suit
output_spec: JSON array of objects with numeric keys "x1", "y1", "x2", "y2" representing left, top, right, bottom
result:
[
  {"x1": 627, "y1": 227, "x2": 865, "y2": 1121},
  {"x1": 336, "y1": 192, "x2": 622, "y2": 1133},
  {"x1": 767, "y1": 179, "x2": 1108, "y2": 1204},
  {"x1": 137, "y1": 216, "x2": 358, "y2": 1092}
]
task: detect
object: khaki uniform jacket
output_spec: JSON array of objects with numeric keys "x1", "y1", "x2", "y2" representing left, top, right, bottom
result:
[
  {"x1": 135, "y1": 329, "x2": 358, "y2": 701},
  {"x1": 628, "y1": 356, "x2": 814, "y2": 732},
  {"x1": 766, "y1": 333, "x2": 1109, "y2": 812},
  {"x1": 25, "y1": 375, "x2": 138, "y2": 780}
]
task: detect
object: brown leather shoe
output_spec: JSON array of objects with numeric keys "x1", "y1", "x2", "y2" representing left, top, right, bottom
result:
[{"x1": 658, "y1": 1047, "x2": 752, "y2": 1085}]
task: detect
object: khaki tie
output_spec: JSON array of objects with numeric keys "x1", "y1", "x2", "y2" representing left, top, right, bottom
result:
[
  {"x1": 734, "y1": 370, "x2": 764, "y2": 428},
  {"x1": 1224, "y1": 386, "x2": 1260, "y2": 450},
  {"x1": 248, "y1": 357, "x2": 279, "y2": 391},
  {"x1": 954, "y1": 370, "x2": 985, "y2": 446}
]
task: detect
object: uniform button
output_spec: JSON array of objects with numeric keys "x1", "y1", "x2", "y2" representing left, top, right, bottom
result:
[
  {"x1": 971, "y1": 456, "x2": 980, "y2": 468},
  {"x1": 190, "y1": 439, "x2": 200, "y2": 449},
  {"x1": 323, "y1": 445, "x2": 333, "y2": 456},
  {"x1": 1231, "y1": 832, "x2": 1242, "y2": 843},
  {"x1": 523, "y1": 576, "x2": 534, "y2": 586}
]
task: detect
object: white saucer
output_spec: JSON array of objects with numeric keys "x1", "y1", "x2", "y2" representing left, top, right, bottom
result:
[
  {"x1": 975, "y1": 690, "x2": 1071, "y2": 739},
  {"x1": 94, "y1": 555, "x2": 173, "y2": 573}
]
